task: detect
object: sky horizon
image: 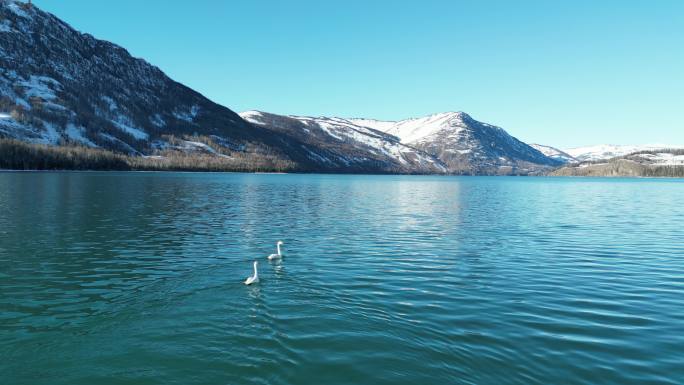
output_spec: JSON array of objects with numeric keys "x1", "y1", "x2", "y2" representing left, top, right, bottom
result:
[{"x1": 32, "y1": 0, "x2": 684, "y2": 149}]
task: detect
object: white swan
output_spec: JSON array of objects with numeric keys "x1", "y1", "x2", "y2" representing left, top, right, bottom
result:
[
  {"x1": 268, "y1": 241, "x2": 284, "y2": 260},
  {"x1": 244, "y1": 261, "x2": 259, "y2": 285}
]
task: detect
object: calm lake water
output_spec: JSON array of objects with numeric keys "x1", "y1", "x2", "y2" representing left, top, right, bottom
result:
[{"x1": 1, "y1": 172, "x2": 683, "y2": 385}]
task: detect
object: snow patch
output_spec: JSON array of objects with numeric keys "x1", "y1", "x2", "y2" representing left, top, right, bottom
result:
[
  {"x1": 180, "y1": 140, "x2": 230, "y2": 157},
  {"x1": 65, "y1": 124, "x2": 96, "y2": 147},
  {"x1": 151, "y1": 139, "x2": 229, "y2": 158},
  {"x1": 349, "y1": 111, "x2": 469, "y2": 144},
  {"x1": 101, "y1": 96, "x2": 118, "y2": 112},
  {"x1": 14, "y1": 97, "x2": 31, "y2": 110},
  {"x1": 18, "y1": 76, "x2": 61, "y2": 101},
  {"x1": 111, "y1": 116, "x2": 149, "y2": 140},
  {"x1": 40, "y1": 121, "x2": 61, "y2": 145},
  {"x1": 173, "y1": 105, "x2": 200, "y2": 122},
  {"x1": 566, "y1": 144, "x2": 684, "y2": 162},
  {"x1": 635, "y1": 152, "x2": 684, "y2": 166},
  {"x1": 530, "y1": 144, "x2": 576, "y2": 163},
  {"x1": 99, "y1": 133, "x2": 139, "y2": 154},
  {"x1": 346, "y1": 118, "x2": 395, "y2": 132},
  {"x1": 302, "y1": 146, "x2": 333, "y2": 164},
  {"x1": 182, "y1": 140, "x2": 218, "y2": 154},
  {"x1": 0, "y1": 116, "x2": 24, "y2": 135},
  {"x1": 0, "y1": 20, "x2": 13, "y2": 33},
  {"x1": 283, "y1": 115, "x2": 443, "y2": 169},
  {"x1": 150, "y1": 114, "x2": 165, "y2": 128},
  {"x1": 314, "y1": 120, "x2": 344, "y2": 140},
  {"x1": 240, "y1": 110, "x2": 263, "y2": 122},
  {"x1": 7, "y1": 1, "x2": 30, "y2": 18}
]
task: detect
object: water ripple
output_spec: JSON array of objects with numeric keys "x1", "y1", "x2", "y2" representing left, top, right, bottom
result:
[{"x1": 1, "y1": 173, "x2": 683, "y2": 384}]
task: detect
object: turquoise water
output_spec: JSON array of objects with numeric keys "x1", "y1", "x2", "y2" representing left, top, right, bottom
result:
[{"x1": 1, "y1": 172, "x2": 683, "y2": 385}]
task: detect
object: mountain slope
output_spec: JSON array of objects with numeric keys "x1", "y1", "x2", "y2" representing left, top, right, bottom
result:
[
  {"x1": 240, "y1": 111, "x2": 446, "y2": 173},
  {"x1": 242, "y1": 111, "x2": 562, "y2": 175},
  {"x1": 564, "y1": 144, "x2": 684, "y2": 162},
  {"x1": 349, "y1": 112, "x2": 561, "y2": 174},
  {"x1": 530, "y1": 144, "x2": 577, "y2": 163},
  {"x1": 0, "y1": 0, "x2": 565, "y2": 175},
  {"x1": 550, "y1": 149, "x2": 684, "y2": 177},
  {"x1": 0, "y1": 0, "x2": 322, "y2": 170}
]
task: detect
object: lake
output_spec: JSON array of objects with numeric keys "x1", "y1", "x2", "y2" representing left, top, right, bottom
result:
[{"x1": 1, "y1": 172, "x2": 683, "y2": 385}]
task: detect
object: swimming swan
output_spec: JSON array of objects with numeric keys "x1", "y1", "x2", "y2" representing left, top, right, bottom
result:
[
  {"x1": 268, "y1": 241, "x2": 284, "y2": 260},
  {"x1": 244, "y1": 261, "x2": 260, "y2": 285}
]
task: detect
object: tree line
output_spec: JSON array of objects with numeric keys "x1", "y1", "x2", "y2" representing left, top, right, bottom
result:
[{"x1": 0, "y1": 139, "x2": 295, "y2": 172}]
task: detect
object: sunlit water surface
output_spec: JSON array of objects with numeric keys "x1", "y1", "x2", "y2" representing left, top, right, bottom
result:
[{"x1": 1, "y1": 172, "x2": 683, "y2": 384}]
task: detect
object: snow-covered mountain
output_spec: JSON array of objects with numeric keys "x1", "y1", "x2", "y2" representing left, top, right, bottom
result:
[
  {"x1": 348, "y1": 112, "x2": 561, "y2": 174},
  {"x1": 552, "y1": 149, "x2": 684, "y2": 177},
  {"x1": 530, "y1": 144, "x2": 577, "y2": 163},
  {"x1": 629, "y1": 151, "x2": 684, "y2": 166},
  {"x1": 243, "y1": 111, "x2": 561, "y2": 174},
  {"x1": 0, "y1": 0, "x2": 326, "y2": 169},
  {"x1": 1, "y1": 0, "x2": 240, "y2": 150},
  {"x1": 0, "y1": 0, "x2": 568, "y2": 174},
  {"x1": 564, "y1": 145, "x2": 684, "y2": 162},
  {"x1": 240, "y1": 111, "x2": 446, "y2": 173},
  {"x1": 350, "y1": 112, "x2": 463, "y2": 144}
]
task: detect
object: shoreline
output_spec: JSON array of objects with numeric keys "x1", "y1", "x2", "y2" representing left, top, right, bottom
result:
[{"x1": 2, "y1": 168, "x2": 683, "y2": 179}]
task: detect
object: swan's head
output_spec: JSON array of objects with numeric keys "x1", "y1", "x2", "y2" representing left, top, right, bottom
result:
[
  {"x1": 277, "y1": 241, "x2": 284, "y2": 245},
  {"x1": 253, "y1": 261, "x2": 259, "y2": 267}
]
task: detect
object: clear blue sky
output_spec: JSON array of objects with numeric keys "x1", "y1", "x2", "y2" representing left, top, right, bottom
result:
[{"x1": 33, "y1": 0, "x2": 684, "y2": 148}]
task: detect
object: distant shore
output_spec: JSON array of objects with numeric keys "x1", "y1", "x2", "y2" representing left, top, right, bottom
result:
[
  {"x1": 3, "y1": 139, "x2": 683, "y2": 177},
  {"x1": 550, "y1": 159, "x2": 684, "y2": 178},
  {"x1": 0, "y1": 138, "x2": 293, "y2": 174}
]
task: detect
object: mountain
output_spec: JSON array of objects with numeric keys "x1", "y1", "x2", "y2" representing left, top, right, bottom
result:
[
  {"x1": 240, "y1": 111, "x2": 446, "y2": 174},
  {"x1": 530, "y1": 144, "x2": 577, "y2": 163},
  {"x1": 0, "y1": 0, "x2": 325, "y2": 170},
  {"x1": 551, "y1": 149, "x2": 684, "y2": 177},
  {"x1": 244, "y1": 111, "x2": 561, "y2": 175},
  {"x1": 564, "y1": 144, "x2": 684, "y2": 162},
  {"x1": 1, "y1": 0, "x2": 233, "y2": 149},
  {"x1": 0, "y1": 0, "x2": 560, "y2": 175},
  {"x1": 348, "y1": 112, "x2": 562, "y2": 174}
]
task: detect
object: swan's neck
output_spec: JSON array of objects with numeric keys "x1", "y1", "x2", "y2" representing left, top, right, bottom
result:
[
  {"x1": 253, "y1": 263, "x2": 258, "y2": 278},
  {"x1": 277, "y1": 243, "x2": 281, "y2": 256}
]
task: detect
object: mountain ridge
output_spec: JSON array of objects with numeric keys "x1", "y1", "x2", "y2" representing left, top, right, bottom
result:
[
  {"x1": 242, "y1": 110, "x2": 561, "y2": 175},
  {"x1": 530, "y1": 144, "x2": 577, "y2": 163},
  {"x1": 239, "y1": 110, "x2": 447, "y2": 174},
  {"x1": 0, "y1": 0, "x2": 341, "y2": 171},
  {"x1": 562, "y1": 144, "x2": 684, "y2": 162},
  {"x1": 551, "y1": 148, "x2": 684, "y2": 177},
  {"x1": 3, "y1": 1, "x2": 679, "y2": 176}
]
